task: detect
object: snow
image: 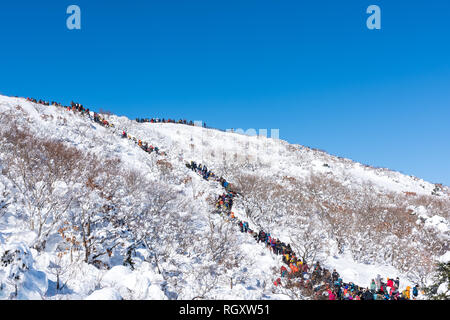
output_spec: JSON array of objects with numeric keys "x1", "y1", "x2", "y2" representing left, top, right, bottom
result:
[
  {"x1": 437, "y1": 282, "x2": 448, "y2": 296},
  {"x1": 0, "y1": 94, "x2": 448, "y2": 300},
  {"x1": 85, "y1": 287, "x2": 122, "y2": 300},
  {"x1": 147, "y1": 285, "x2": 166, "y2": 300},
  {"x1": 100, "y1": 265, "x2": 156, "y2": 299},
  {"x1": 324, "y1": 253, "x2": 413, "y2": 291},
  {"x1": 438, "y1": 252, "x2": 450, "y2": 264},
  {"x1": 425, "y1": 215, "x2": 449, "y2": 233},
  {"x1": 409, "y1": 205, "x2": 450, "y2": 235},
  {"x1": 0, "y1": 242, "x2": 48, "y2": 300}
]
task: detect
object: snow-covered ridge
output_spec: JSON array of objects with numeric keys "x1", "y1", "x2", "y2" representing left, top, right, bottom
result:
[{"x1": 1, "y1": 94, "x2": 447, "y2": 197}]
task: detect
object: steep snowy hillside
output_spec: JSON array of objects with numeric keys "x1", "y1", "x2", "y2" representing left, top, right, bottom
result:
[
  {"x1": 111, "y1": 107, "x2": 450, "y2": 295},
  {"x1": 0, "y1": 95, "x2": 284, "y2": 300},
  {"x1": 0, "y1": 94, "x2": 448, "y2": 300}
]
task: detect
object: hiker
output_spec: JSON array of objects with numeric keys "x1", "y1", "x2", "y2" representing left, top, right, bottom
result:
[
  {"x1": 302, "y1": 262, "x2": 309, "y2": 274},
  {"x1": 265, "y1": 233, "x2": 271, "y2": 246},
  {"x1": 380, "y1": 281, "x2": 387, "y2": 294},
  {"x1": 394, "y1": 277, "x2": 400, "y2": 289},
  {"x1": 332, "y1": 269, "x2": 339, "y2": 282},
  {"x1": 274, "y1": 240, "x2": 282, "y2": 255},
  {"x1": 289, "y1": 262, "x2": 299, "y2": 274},
  {"x1": 280, "y1": 266, "x2": 288, "y2": 278},
  {"x1": 412, "y1": 285, "x2": 419, "y2": 299},
  {"x1": 387, "y1": 277, "x2": 394, "y2": 290},
  {"x1": 370, "y1": 279, "x2": 377, "y2": 292},
  {"x1": 282, "y1": 252, "x2": 290, "y2": 264},
  {"x1": 375, "y1": 274, "x2": 382, "y2": 291},
  {"x1": 273, "y1": 278, "x2": 282, "y2": 287},
  {"x1": 362, "y1": 288, "x2": 373, "y2": 300},
  {"x1": 402, "y1": 286, "x2": 411, "y2": 300},
  {"x1": 328, "y1": 289, "x2": 336, "y2": 300}
]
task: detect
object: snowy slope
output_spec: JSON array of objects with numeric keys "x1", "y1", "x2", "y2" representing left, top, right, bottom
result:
[
  {"x1": 114, "y1": 116, "x2": 444, "y2": 197},
  {"x1": 0, "y1": 95, "x2": 286, "y2": 300},
  {"x1": 0, "y1": 94, "x2": 448, "y2": 300}
]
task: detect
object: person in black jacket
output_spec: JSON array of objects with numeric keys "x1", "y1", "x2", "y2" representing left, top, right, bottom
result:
[
  {"x1": 332, "y1": 269, "x2": 339, "y2": 282},
  {"x1": 362, "y1": 288, "x2": 373, "y2": 300}
]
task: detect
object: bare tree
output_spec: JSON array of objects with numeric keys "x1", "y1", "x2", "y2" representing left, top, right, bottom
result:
[
  {"x1": 126, "y1": 181, "x2": 189, "y2": 278},
  {"x1": 289, "y1": 230, "x2": 323, "y2": 266},
  {"x1": 47, "y1": 250, "x2": 75, "y2": 293},
  {"x1": 187, "y1": 215, "x2": 243, "y2": 300},
  {"x1": 190, "y1": 265, "x2": 220, "y2": 300},
  {"x1": 205, "y1": 215, "x2": 241, "y2": 265},
  {"x1": 66, "y1": 155, "x2": 125, "y2": 265},
  {"x1": 0, "y1": 122, "x2": 82, "y2": 250},
  {"x1": 156, "y1": 159, "x2": 174, "y2": 182},
  {"x1": 0, "y1": 185, "x2": 11, "y2": 219}
]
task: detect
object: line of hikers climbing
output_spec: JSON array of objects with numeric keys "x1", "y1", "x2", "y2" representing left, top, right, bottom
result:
[
  {"x1": 186, "y1": 160, "x2": 420, "y2": 300},
  {"x1": 21, "y1": 95, "x2": 421, "y2": 301},
  {"x1": 274, "y1": 262, "x2": 419, "y2": 300},
  {"x1": 120, "y1": 130, "x2": 165, "y2": 156},
  {"x1": 25, "y1": 96, "x2": 166, "y2": 156},
  {"x1": 136, "y1": 117, "x2": 207, "y2": 128}
]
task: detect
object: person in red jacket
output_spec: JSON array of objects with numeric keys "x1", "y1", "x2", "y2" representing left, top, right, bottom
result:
[
  {"x1": 387, "y1": 278, "x2": 394, "y2": 290},
  {"x1": 273, "y1": 278, "x2": 282, "y2": 287},
  {"x1": 280, "y1": 266, "x2": 288, "y2": 278}
]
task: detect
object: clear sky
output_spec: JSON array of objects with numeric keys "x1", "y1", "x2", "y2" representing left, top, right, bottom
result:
[{"x1": 0, "y1": 0, "x2": 449, "y2": 185}]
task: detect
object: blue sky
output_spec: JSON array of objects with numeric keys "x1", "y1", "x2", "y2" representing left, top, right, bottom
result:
[{"x1": 0, "y1": 0, "x2": 449, "y2": 185}]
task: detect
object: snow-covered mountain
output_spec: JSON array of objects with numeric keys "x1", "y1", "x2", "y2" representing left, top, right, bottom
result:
[{"x1": 0, "y1": 94, "x2": 448, "y2": 300}]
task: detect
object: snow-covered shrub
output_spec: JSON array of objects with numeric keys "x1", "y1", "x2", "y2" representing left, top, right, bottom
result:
[
  {"x1": 0, "y1": 121, "x2": 84, "y2": 251},
  {"x1": 0, "y1": 243, "x2": 47, "y2": 299},
  {"x1": 424, "y1": 261, "x2": 450, "y2": 300}
]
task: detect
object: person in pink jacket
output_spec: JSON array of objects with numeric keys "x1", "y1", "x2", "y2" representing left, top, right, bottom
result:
[{"x1": 328, "y1": 289, "x2": 336, "y2": 300}]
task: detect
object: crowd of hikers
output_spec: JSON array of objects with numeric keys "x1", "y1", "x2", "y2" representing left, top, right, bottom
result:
[
  {"x1": 186, "y1": 160, "x2": 421, "y2": 300},
  {"x1": 24, "y1": 96, "x2": 166, "y2": 156},
  {"x1": 136, "y1": 117, "x2": 207, "y2": 128},
  {"x1": 20, "y1": 95, "x2": 421, "y2": 301},
  {"x1": 274, "y1": 263, "x2": 420, "y2": 300},
  {"x1": 26, "y1": 97, "x2": 114, "y2": 128}
]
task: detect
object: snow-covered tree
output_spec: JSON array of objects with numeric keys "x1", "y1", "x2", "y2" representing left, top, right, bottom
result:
[
  {"x1": 424, "y1": 261, "x2": 450, "y2": 300},
  {"x1": 0, "y1": 243, "x2": 47, "y2": 299}
]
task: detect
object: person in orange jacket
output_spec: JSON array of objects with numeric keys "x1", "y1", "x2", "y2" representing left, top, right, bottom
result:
[
  {"x1": 289, "y1": 263, "x2": 299, "y2": 274},
  {"x1": 289, "y1": 263, "x2": 295, "y2": 273},
  {"x1": 403, "y1": 286, "x2": 411, "y2": 299}
]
